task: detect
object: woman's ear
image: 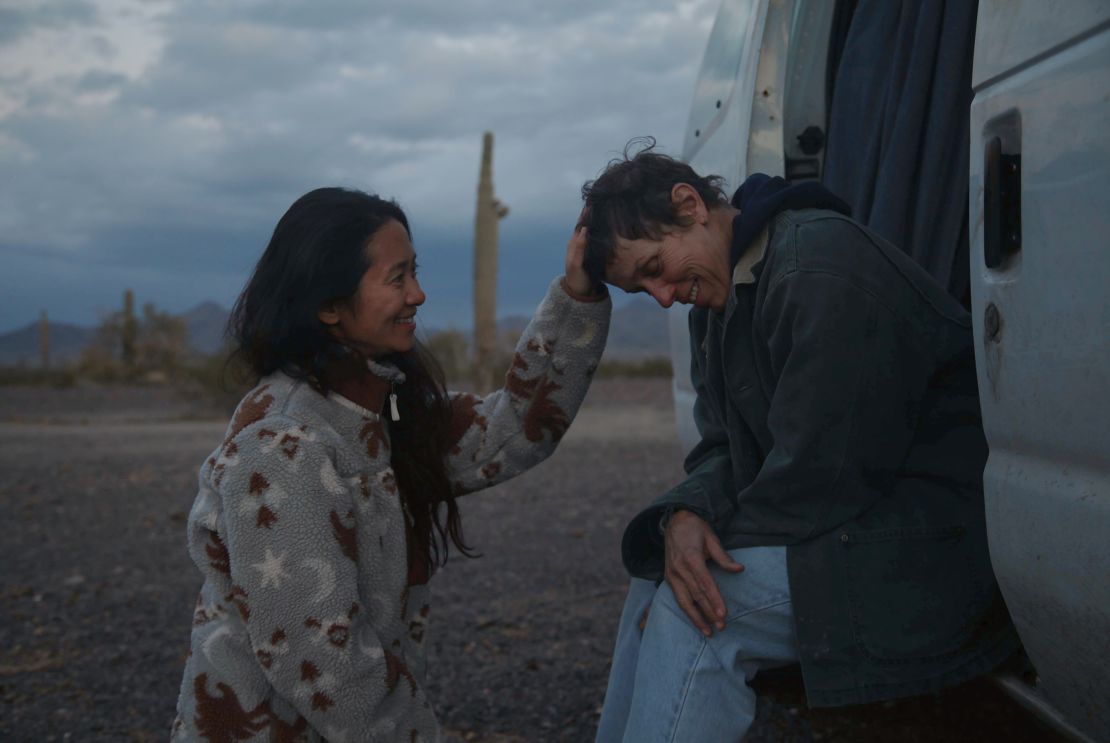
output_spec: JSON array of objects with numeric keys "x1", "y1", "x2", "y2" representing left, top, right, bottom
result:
[
  {"x1": 670, "y1": 183, "x2": 708, "y2": 225},
  {"x1": 317, "y1": 302, "x2": 340, "y2": 327}
]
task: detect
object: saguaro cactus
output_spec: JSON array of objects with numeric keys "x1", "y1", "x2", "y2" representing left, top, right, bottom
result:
[
  {"x1": 39, "y1": 310, "x2": 50, "y2": 370},
  {"x1": 121, "y1": 289, "x2": 137, "y2": 369},
  {"x1": 473, "y1": 131, "x2": 509, "y2": 391}
]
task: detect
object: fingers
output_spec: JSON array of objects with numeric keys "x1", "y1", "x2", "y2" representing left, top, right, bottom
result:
[
  {"x1": 564, "y1": 225, "x2": 593, "y2": 297},
  {"x1": 706, "y1": 535, "x2": 745, "y2": 574},
  {"x1": 566, "y1": 225, "x2": 588, "y2": 257},
  {"x1": 667, "y1": 549, "x2": 727, "y2": 634},
  {"x1": 689, "y1": 557, "x2": 728, "y2": 630},
  {"x1": 638, "y1": 606, "x2": 650, "y2": 631},
  {"x1": 667, "y1": 569, "x2": 717, "y2": 636},
  {"x1": 662, "y1": 512, "x2": 735, "y2": 634},
  {"x1": 696, "y1": 536, "x2": 739, "y2": 629}
]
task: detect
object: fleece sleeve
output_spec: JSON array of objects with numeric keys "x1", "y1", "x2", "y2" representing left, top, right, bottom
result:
[
  {"x1": 445, "y1": 277, "x2": 610, "y2": 495},
  {"x1": 216, "y1": 417, "x2": 435, "y2": 741}
]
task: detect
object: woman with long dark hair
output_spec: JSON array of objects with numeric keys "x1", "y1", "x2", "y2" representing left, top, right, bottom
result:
[{"x1": 170, "y1": 187, "x2": 609, "y2": 742}]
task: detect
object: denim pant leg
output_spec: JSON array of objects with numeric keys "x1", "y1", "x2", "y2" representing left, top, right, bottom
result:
[
  {"x1": 595, "y1": 577, "x2": 658, "y2": 742},
  {"x1": 596, "y1": 546, "x2": 797, "y2": 743}
]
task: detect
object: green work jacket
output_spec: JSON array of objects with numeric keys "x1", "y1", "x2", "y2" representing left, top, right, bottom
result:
[{"x1": 622, "y1": 209, "x2": 1020, "y2": 707}]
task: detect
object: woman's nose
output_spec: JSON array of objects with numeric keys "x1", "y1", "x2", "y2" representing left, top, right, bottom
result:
[
  {"x1": 408, "y1": 277, "x2": 426, "y2": 306},
  {"x1": 646, "y1": 281, "x2": 675, "y2": 308}
]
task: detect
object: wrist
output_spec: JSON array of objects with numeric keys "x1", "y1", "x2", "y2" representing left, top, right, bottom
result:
[
  {"x1": 659, "y1": 505, "x2": 698, "y2": 535},
  {"x1": 561, "y1": 276, "x2": 606, "y2": 303}
]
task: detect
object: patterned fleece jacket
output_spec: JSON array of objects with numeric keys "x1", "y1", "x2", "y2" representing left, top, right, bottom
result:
[{"x1": 170, "y1": 278, "x2": 610, "y2": 742}]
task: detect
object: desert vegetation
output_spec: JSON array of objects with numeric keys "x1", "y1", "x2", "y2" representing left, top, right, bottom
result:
[{"x1": 3, "y1": 291, "x2": 672, "y2": 415}]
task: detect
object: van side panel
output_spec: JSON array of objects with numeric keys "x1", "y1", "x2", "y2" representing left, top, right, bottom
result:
[
  {"x1": 969, "y1": 27, "x2": 1110, "y2": 742},
  {"x1": 972, "y1": 0, "x2": 1110, "y2": 88}
]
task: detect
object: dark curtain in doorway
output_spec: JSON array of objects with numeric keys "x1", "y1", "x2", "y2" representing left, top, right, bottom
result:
[{"x1": 822, "y1": 0, "x2": 979, "y2": 305}]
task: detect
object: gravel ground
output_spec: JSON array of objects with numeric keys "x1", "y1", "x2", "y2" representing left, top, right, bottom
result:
[{"x1": 0, "y1": 379, "x2": 1061, "y2": 742}]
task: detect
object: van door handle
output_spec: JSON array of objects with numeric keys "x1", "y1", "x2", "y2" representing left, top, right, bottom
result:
[{"x1": 984, "y1": 136, "x2": 1022, "y2": 269}]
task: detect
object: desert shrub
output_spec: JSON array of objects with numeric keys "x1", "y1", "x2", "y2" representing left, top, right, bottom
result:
[
  {"x1": 0, "y1": 366, "x2": 78, "y2": 388},
  {"x1": 77, "y1": 299, "x2": 189, "y2": 383},
  {"x1": 422, "y1": 328, "x2": 472, "y2": 384},
  {"x1": 490, "y1": 328, "x2": 522, "y2": 379},
  {"x1": 420, "y1": 327, "x2": 522, "y2": 388},
  {"x1": 422, "y1": 328, "x2": 672, "y2": 385},
  {"x1": 182, "y1": 348, "x2": 254, "y2": 415},
  {"x1": 594, "y1": 356, "x2": 672, "y2": 379}
]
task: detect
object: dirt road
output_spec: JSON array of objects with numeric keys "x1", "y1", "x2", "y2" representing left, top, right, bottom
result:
[{"x1": 0, "y1": 380, "x2": 1057, "y2": 741}]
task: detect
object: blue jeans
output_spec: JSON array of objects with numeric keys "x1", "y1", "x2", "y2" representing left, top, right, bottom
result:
[{"x1": 596, "y1": 546, "x2": 797, "y2": 743}]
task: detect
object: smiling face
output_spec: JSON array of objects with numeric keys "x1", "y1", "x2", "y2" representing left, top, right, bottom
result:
[
  {"x1": 603, "y1": 186, "x2": 735, "y2": 311},
  {"x1": 318, "y1": 218, "x2": 425, "y2": 358}
]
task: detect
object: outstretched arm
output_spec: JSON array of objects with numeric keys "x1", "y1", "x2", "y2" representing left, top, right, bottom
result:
[{"x1": 446, "y1": 225, "x2": 611, "y2": 495}]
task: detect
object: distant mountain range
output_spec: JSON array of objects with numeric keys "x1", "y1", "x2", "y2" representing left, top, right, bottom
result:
[
  {"x1": 0, "y1": 301, "x2": 235, "y2": 367},
  {"x1": 0, "y1": 297, "x2": 671, "y2": 366}
]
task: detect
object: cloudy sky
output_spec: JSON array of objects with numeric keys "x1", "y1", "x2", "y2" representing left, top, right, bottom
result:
[{"x1": 0, "y1": 0, "x2": 716, "y2": 334}]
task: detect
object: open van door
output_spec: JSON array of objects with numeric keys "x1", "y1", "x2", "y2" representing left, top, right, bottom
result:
[
  {"x1": 672, "y1": 0, "x2": 773, "y2": 448},
  {"x1": 969, "y1": 2, "x2": 1110, "y2": 739},
  {"x1": 673, "y1": 0, "x2": 835, "y2": 444}
]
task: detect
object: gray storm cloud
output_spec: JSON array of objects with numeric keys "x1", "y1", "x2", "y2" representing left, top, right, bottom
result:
[{"x1": 0, "y1": 0, "x2": 714, "y2": 331}]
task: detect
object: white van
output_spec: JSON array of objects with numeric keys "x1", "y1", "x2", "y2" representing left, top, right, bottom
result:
[{"x1": 670, "y1": 2, "x2": 1110, "y2": 741}]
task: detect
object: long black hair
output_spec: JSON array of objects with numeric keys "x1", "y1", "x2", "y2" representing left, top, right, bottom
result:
[{"x1": 228, "y1": 187, "x2": 474, "y2": 569}]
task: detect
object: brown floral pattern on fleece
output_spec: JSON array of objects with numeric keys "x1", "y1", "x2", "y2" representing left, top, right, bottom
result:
[{"x1": 170, "y1": 277, "x2": 609, "y2": 742}]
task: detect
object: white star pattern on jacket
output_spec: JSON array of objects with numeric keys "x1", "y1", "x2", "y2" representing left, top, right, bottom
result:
[{"x1": 252, "y1": 548, "x2": 290, "y2": 589}]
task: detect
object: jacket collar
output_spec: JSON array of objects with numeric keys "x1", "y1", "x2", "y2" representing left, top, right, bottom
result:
[
  {"x1": 728, "y1": 173, "x2": 851, "y2": 270},
  {"x1": 731, "y1": 227, "x2": 770, "y2": 286}
]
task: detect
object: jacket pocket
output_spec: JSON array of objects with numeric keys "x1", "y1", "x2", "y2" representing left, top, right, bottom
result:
[{"x1": 841, "y1": 525, "x2": 989, "y2": 664}]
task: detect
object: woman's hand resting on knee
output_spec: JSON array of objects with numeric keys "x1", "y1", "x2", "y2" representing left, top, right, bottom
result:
[{"x1": 661, "y1": 511, "x2": 745, "y2": 636}]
